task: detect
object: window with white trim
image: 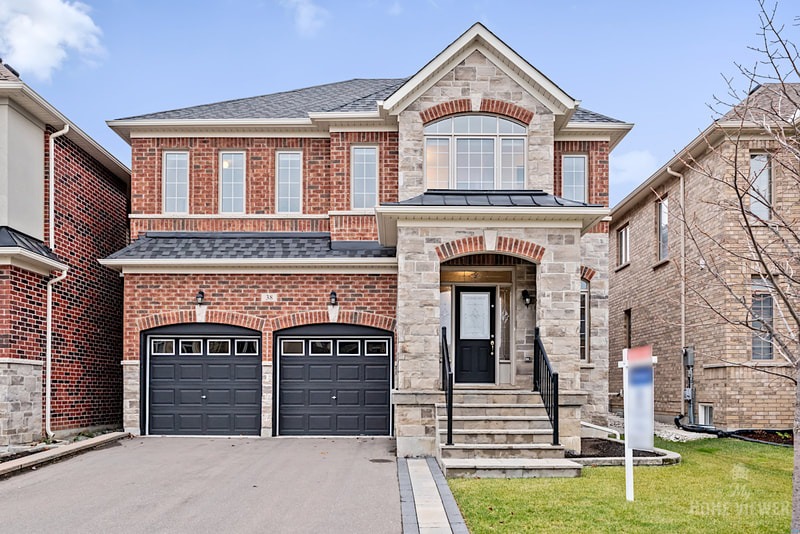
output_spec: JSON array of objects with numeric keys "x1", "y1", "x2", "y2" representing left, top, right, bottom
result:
[
  {"x1": 698, "y1": 404, "x2": 714, "y2": 426},
  {"x1": 657, "y1": 197, "x2": 669, "y2": 261},
  {"x1": 751, "y1": 276, "x2": 774, "y2": 360},
  {"x1": 617, "y1": 224, "x2": 630, "y2": 266},
  {"x1": 163, "y1": 152, "x2": 189, "y2": 213},
  {"x1": 352, "y1": 146, "x2": 378, "y2": 209},
  {"x1": 220, "y1": 152, "x2": 245, "y2": 213},
  {"x1": 277, "y1": 151, "x2": 302, "y2": 213},
  {"x1": 424, "y1": 115, "x2": 526, "y2": 190},
  {"x1": 750, "y1": 153, "x2": 771, "y2": 220},
  {"x1": 580, "y1": 279, "x2": 590, "y2": 361},
  {"x1": 562, "y1": 155, "x2": 587, "y2": 202}
]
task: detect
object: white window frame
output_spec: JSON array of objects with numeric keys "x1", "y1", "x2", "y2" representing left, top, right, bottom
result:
[
  {"x1": 749, "y1": 153, "x2": 772, "y2": 220},
  {"x1": 336, "y1": 339, "x2": 362, "y2": 356},
  {"x1": 276, "y1": 151, "x2": 303, "y2": 214},
  {"x1": 617, "y1": 224, "x2": 630, "y2": 266},
  {"x1": 162, "y1": 151, "x2": 189, "y2": 214},
  {"x1": 751, "y1": 275, "x2": 774, "y2": 361},
  {"x1": 365, "y1": 340, "x2": 389, "y2": 356},
  {"x1": 423, "y1": 115, "x2": 527, "y2": 190},
  {"x1": 580, "y1": 279, "x2": 590, "y2": 361},
  {"x1": 698, "y1": 404, "x2": 714, "y2": 426},
  {"x1": 179, "y1": 339, "x2": 203, "y2": 355},
  {"x1": 207, "y1": 339, "x2": 231, "y2": 355},
  {"x1": 561, "y1": 154, "x2": 588, "y2": 202},
  {"x1": 309, "y1": 340, "x2": 333, "y2": 356},
  {"x1": 657, "y1": 197, "x2": 669, "y2": 261},
  {"x1": 219, "y1": 151, "x2": 246, "y2": 214},
  {"x1": 235, "y1": 339, "x2": 259, "y2": 356},
  {"x1": 351, "y1": 145, "x2": 379, "y2": 210},
  {"x1": 150, "y1": 338, "x2": 175, "y2": 356},
  {"x1": 280, "y1": 339, "x2": 305, "y2": 356}
]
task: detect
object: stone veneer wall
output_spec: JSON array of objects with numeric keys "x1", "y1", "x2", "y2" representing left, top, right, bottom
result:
[
  {"x1": 580, "y1": 232, "x2": 609, "y2": 425},
  {"x1": 0, "y1": 360, "x2": 42, "y2": 446},
  {"x1": 393, "y1": 225, "x2": 583, "y2": 455},
  {"x1": 398, "y1": 50, "x2": 555, "y2": 200}
]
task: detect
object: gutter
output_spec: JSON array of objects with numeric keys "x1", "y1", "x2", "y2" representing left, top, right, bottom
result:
[{"x1": 666, "y1": 166, "x2": 686, "y2": 417}]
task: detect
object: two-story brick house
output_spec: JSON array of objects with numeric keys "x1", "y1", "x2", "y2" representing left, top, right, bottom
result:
[
  {"x1": 0, "y1": 62, "x2": 130, "y2": 446},
  {"x1": 104, "y1": 24, "x2": 631, "y2": 475},
  {"x1": 609, "y1": 84, "x2": 796, "y2": 430}
]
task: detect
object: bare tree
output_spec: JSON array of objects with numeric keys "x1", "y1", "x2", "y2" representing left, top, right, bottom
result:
[{"x1": 673, "y1": 0, "x2": 799, "y2": 527}]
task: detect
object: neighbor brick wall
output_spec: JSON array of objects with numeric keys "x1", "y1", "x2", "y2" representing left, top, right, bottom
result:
[
  {"x1": 122, "y1": 273, "x2": 398, "y2": 361},
  {"x1": 44, "y1": 130, "x2": 129, "y2": 432}
]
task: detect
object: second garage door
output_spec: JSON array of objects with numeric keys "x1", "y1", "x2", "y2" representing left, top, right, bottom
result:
[{"x1": 276, "y1": 325, "x2": 392, "y2": 436}]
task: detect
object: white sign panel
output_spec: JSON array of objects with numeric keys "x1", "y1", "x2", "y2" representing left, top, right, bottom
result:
[
  {"x1": 460, "y1": 293, "x2": 490, "y2": 339},
  {"x1": 619, "y1": 344, "x2": 656, "y2": 502},
  {"x1": 261, "y1": 293, "x2": 278, "y2": 303}
]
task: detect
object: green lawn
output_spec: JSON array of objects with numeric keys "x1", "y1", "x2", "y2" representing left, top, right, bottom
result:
[{"x1": 448, "y1": 438, "x2": 792, "y2": 533}]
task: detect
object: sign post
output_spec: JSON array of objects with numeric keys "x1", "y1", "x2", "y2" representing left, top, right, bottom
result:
[{"x1": 618, "y1": 345, "x2": 656, "y2": 502}]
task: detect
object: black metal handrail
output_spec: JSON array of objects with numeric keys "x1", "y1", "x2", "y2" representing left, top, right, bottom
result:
[
  {"x1": 533, "y1": 327, "x2": 559, "y2": 445},
  {"x1": 440, "y1": 327, "x2": 454, "y2": 446}
]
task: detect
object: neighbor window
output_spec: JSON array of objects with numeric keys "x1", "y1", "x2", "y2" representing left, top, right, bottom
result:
[
  {"x1": 751, "y1": 276, "x2": 774, "y2": 360},
  {"x1": 424, "y1": 115, "x2": 526, "y2": 190},
  {"x1": 617, "y1": 225, "x2": 630, "y2": 266},
  {"x1": 580, "y1": 279, "x2": 590, "y2": 361},
  {"x1": 277, "y1": 152, "x2": 302, "y2": 213},
  {"x1": 352, "y1": 146, "x2": 378, "y2": 209},
  {"x1": 220, "y1": 152, "x2": 245, "y2": 213},
  {"x1": 163, "y1": 152, "x2": 189, "y2": 213},
  {"x1": 657, "y1": 197, "x2": 669, "y2": 261},
  {"x1": 623, "y1": 309, "x2": 632, "y2": 349},
  {"x1": 749, "y1": 153, "x2": 771, "y2": 220},
  {"x1": 699, "y1": 404, "x2": 714, "y2": 427},
  {"x1": 562, "y1": 155, "x2": 587, "y2": 202}
]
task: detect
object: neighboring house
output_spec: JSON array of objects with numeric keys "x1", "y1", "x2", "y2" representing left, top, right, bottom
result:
[
  {"x1": 103, "y1": 24, "x2": 631, "y2": 475},
  {"x1": 609, "y1": 84, "x2": 796, "y2": 430},
  {"x1": 0, "y1": 62, "x2": 130, "y2": 446}
]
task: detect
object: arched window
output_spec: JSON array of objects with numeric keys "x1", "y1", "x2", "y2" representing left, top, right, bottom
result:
[{"x1": 424, "y1": 115, "x2": 527, "y2": 190}]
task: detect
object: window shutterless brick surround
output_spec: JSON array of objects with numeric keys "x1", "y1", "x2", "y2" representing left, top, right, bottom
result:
[{"x1": 554, "y1": 140, "x2": 609, "y2": 233}]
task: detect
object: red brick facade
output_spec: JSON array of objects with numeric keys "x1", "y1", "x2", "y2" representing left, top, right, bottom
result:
[
  {"x1": 43, "y1": 131, "x2": 129, "y2": 431},
  {"x1": 0, "y1": 267, "x2": 47, "y2": 360},
  {"x1": 123, "y1": 273, "x2": 398, "y2": 360},
  {"x1": 435, "y1": 235, "x2": 546, "y2": 263},
  {"x1": 554, "y1": 140, "x2": 610, "y2": 234}
]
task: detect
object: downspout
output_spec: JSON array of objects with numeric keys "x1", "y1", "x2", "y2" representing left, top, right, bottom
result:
[
  {"x1": 667, "y1": 166, "x2": 686, "y2": 418},
  {"x1": 45, "y1": 125, "x2": 70, "y2": 439}
]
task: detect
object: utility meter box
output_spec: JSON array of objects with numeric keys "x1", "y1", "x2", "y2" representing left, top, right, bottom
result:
[
  {"x1": 684, "y1": 387, "x2": 694, "y2": 401},
  {"x1": 683, "y1": 346, "x2": 695, "y2": 367}
]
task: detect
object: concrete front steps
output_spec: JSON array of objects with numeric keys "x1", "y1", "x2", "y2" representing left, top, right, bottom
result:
[{"x1": 435, "y1": 390, "x2": 582, "y2": 478}]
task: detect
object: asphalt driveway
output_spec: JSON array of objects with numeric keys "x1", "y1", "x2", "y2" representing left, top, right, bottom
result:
[{"x1": 0, "y1": 436, "x2": 401, "y2": 534}]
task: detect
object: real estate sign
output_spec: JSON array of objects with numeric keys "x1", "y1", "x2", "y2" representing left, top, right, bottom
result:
[{"x1": 619, "y1": 344, "x2": 656, "y2": 501}]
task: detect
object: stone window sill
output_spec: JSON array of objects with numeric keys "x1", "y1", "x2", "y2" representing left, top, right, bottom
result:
[
  {"x1": 580, "y1": 363, "x2": 595, "y2": 369},
  {"x1": 614, "y1": 262, "x2": 630, "y2": 273},
  {"x1": 652, "y1": 258, "x2": 670, "y2": 271}
]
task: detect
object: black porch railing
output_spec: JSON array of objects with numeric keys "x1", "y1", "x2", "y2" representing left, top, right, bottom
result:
[
  {"x1": 440, "y1": 327, "x2": 454, "y2": 446},
  {"x1": 533, "y1": 327, "x2": 559, "y2": 445}
]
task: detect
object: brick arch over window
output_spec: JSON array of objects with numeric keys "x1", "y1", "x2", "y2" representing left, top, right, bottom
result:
[
  {"x1": 435, "y1": 235, "x2": 545, "y2": 263},
  {"x1": 135, "y1": 310, "x2": 266, "y2": 332},
  {"x1": 270, "y1": 311, "x2": 396, "y2": 333},
  {"x1": 419, "y1": 99, "x2": 534, "y2": 125},
  {"x1": 580, "y1": 265, "x2": 597, "y2": 281}
]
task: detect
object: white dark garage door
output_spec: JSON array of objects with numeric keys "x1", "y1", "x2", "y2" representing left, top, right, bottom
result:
[
  {"x1": 144, "y1": 324, "x2": 262, "y2": 436},
  {"x1": 276, "y1": 325, "x2": 392, "y2": 436}
]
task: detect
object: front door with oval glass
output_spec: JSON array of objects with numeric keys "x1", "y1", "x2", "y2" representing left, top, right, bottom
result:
[{"x1": 455, "y1": 287, "x2": 496, "y2": 383}]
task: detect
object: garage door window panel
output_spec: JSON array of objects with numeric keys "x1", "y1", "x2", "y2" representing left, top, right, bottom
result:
[
  {"x1": 337, "y1": 340, "x2": 360, "y2": 355},
  {"x1": 310, "y1": 340, "x2": 333, "y2": 355},
  {"x1": 180, "y1": 340, "x2": 203, "y2": 355},
  {"x1": 151, "y1": 339, "x2": 175, "y2": 355},
  {"x1": 281, "y1": 340, "x2": 305, "y2": 355},
  {"x1": 365, "y1": 340, "x2": 388, "y2": 355},
  {"x1": 236, "y1": 339, "x2": 259, "y2": 355},
  {"x1": 207, "y1": 340, "x2": 231, "y2": 355}
]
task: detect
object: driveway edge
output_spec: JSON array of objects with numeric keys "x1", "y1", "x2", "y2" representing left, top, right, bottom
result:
[{"x1": 0, "y1": 431, "x2": 130, "y2": 478}]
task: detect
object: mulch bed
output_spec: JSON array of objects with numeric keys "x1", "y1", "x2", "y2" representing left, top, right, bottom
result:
[
  {"x1": 566, "y1": 438, "x2": 661, "y2": 458},
  {"x1": 733, "y1": 429, "x2": 792, "y2": 446}
]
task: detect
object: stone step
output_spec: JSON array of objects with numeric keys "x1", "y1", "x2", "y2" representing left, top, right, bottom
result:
[
  {"x1": 435, "y1": 403, "x2": 547, "y2": 417},
  {"x1": 437, "y1": 428, "x2": 554, "y2": 445},
  {"x1": 441, "y1": 458, "x2": 582, "y2": 479},
  {"x1": 440, "y1": 443, "x2": 565, "y2": 460},
  {"x1": 437, "y1": 415, "x2": 552, "y2": 430},
  {"x1": 449, "y1": 391, "x2": 544, "y2": 404}
]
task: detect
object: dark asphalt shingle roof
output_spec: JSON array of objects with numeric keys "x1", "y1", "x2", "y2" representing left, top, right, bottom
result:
[
  {"x1": 105, "y1": 232, "x2": 396, "y2": 261},
  {"x1": 0, "y1": 226, "x2": 61, "y2": 262},
  {"x1": 118, "y1": 77, "x2": 624, "y2": 124},
  {"x1": 384, "y1": 190, "x2": 601, "y2": 208},
  {"x1": 119, "y1": 79, "x2": 408, "y2": 120}
]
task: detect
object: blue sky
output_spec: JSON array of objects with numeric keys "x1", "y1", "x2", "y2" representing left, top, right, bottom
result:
[{"x1": 0, "y1": 0, "x2": 786, "y2": 205}]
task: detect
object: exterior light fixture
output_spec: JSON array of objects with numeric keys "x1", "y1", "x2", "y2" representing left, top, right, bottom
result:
[
  {"x1": 521, "y1": 289, "x2": 531, "y2": 308},
  {"x1": 329, "y1": 291, "x2": 338, "y2": 306},
  {"x1": 196, "y1": 290, "x2": 205, "y2": 305}
]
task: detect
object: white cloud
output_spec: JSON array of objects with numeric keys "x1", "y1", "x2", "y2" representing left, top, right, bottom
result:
[
  {"x1": 280, "y1": 0, "x2": 328, "y2": 38},
  {"x1": 388, "y1": 1, "x2": 403, "y2": 16},
  {"x1": 609, "y1": 149, "x2": 660, "y2": 201},
  {"x1": 0, "y1": 0, "x2": 103, "y2": 82}
]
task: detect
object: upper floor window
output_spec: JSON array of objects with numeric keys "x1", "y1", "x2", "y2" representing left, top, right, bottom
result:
[
  {"x1": 749, "y1": 153, "x2": 771, "y2": 220},
  {"x1": 276, "y1": 151, "x2": 302, "y2": 214},
  {"x1": 220, "y1": 152, "x2": 245, "y2": 214},
  {"x1": 562, "y1": 155, "x2": 587, "y2": 202},
  {"x1": 751, "y1": 275, "x2": 774, "y2": 360},
  {"x1": 424, "y1": 115, "x2": 527, "y2": 190},
  {"x1": 657, "y1": 197, "x2": 668, "y2": 261},
  {"x1": 617, "y1": 224, "x2": 630, "y2": 266},
  {"x1": 163, "y1": 152, "x2": 189, "y2": 214},
  {"x1": 352, "y1": 146, "x2": 378, "y2": 209}
]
